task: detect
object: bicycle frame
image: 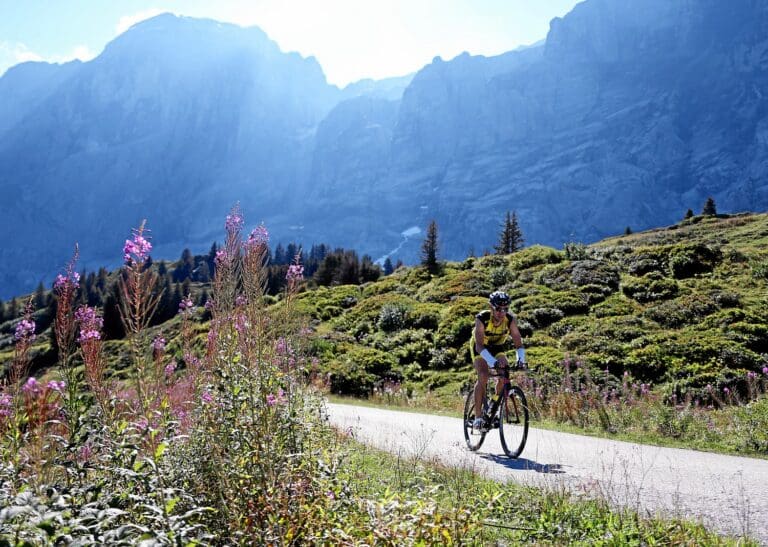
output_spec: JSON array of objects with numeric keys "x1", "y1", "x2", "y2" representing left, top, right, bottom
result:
[{"x1": 463, "y1": 363, "x2": 529, "y2": 458}]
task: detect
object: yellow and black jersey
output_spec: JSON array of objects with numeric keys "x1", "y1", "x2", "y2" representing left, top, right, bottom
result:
[{"x1": 470, "y1": 310, "x2": 515, "y2": 357}]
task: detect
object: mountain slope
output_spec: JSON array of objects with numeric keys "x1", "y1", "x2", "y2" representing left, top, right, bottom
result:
[{"x1": 3, "y1": 1, "x2": 768, "y2": 297}]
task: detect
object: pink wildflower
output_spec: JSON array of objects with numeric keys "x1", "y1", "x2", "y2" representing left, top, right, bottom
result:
[
  {"x1": 225, "y1": 213, "x2": 244, "y2": 233},
  {"x1": 75, "y1": 306, "x2": 103, "y2": 343},
  {"x1": 215, "y1": 249, "x2": 228, "y2": 266},
  {"x1": 0, "y1": 393, "x2": 13, "y2": 418},
  {"x1": 286, "y1": 263, "x2": 304, "y2": 282},
  {"x1": 763, "y1": 366, "x2": 768, "y2": 375},
  {"x1": 123, "y1": 228, "x2": 152, "y2": 264},
  {"x1": 54, "y1": 271, "x2": 81, "y2": 292},
  {"x1": 201, "y1": 390, "x2": 214, "y2": 404},
  {"x1": 235, "y1": 294, "x2": 247, "y2": 307},
  {"x1": 164, "y1": 362, "x2": 176, "y2": 377},
  {"x1": 246, "y1": 224, "x2": 269, "y2": 248},
  {"x1": 47, "y1": 380, "x2": 66, "y2": 392},
  {"x1": 22, "y1": 377, "x2": 41, "y2": 395},
  {"x1": 152, "y1": 336, "x2": 166, "y2": 352},
  {"x1": 179, "y1": 296, "x2": 194, "y2": 314},
  {"x1": 266, "y1": 393, "x2": 278, "y2": 406},
  {"x1": 14, "y1": 319, "x2": 36, "y2": 342}
]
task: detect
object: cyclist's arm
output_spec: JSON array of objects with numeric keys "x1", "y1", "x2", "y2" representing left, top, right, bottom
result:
[
  {"x1": 473, "y1": 318, "x2": 487, "y2": 356},
  {"x1": 508, "y1": 318, "x2": 523, "y2": 349},
  {"x1": 508, "y1": 317, "x2": 526, "y2": 365}
]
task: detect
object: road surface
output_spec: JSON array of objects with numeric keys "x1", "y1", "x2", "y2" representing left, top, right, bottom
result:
[{"x1": 326, "y1": 403, "x2": 768, "y2": 544}]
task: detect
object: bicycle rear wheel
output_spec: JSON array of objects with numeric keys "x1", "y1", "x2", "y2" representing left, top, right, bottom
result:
[
  {"x1": 499, "y1": 385, "x2": 529, "y2": 458},
  {"x1": 463, "y1": 390, "x2": 486, "y2": 451}
]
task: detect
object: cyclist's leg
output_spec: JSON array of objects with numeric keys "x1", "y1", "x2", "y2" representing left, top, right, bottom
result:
[
  {"x1": 494, "y1": 352, "x2": 510, "y2": 394},
  {"x1": 473, "y1": 356, "x2": 490, "y2": 419}
]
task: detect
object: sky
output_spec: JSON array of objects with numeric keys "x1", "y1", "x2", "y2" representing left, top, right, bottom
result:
[{"x1": 0, "y1": 0, "x2": 581, "y2": 87}]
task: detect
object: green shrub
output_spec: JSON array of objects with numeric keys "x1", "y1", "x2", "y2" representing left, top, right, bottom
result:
[
  {"x1": 751, "y1": 259, "x2": 768, "y2": 280},
  {"x1": 621, "y1": 276, "x2": 679, "y2": 302},
  {"x1": 362, "y1": 274, "x2": 402, "y2": 297},
  {"x1": 734, "y1": 397, "x2": 768, "y2": 453},
  {"x1": 378, "y1": 304, "x2": 408, "y2": 332},
  {"x1": 490, "y1": 266, "x2": 510, "y2": 287},
  {"x1": 509, "y1": 245, "x2": 563, "y2": 270},
  {"x1": 325, "y1": 345, "x2": 398, "y2": 395},
  {"x1": 530, "y1": 308, "x2": 565, "y2": 328},
  {"x1": 644, "y1": 295, "x2": 720, "y2": 328},
  {"x1": 592, "y1": 296, "x2": 641, "y2": 318},
  {"x1": 563, "y1": 242, "x2": 590, "y2": 260},
  {"x1": 668, "y1": 243, "x2": 722, "y2": 278},
  {"x1": 408, "y1": 303, "x2": 441, "y2": 330},
  {"x1": 428, "y1": 347, "x2": 462, "y2": 370},
  {"x1": 727, "y1": 322, "x2": 768, "y2": 353},
  {"x1": 435, "y1": 296, "x2": 486, "y2": 348}
]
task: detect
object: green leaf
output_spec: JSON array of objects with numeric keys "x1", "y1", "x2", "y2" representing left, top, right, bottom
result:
[
  {"x1": 154, "y1": 441, "x2": 168, "y2": 460},
  {"x1": 165, "y1": 497, "x2": 179, "y2": 514}
]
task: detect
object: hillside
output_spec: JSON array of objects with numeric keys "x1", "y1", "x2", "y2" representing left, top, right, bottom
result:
[
  {"x1": 3, "y1": 212, "x2": 767, "y2": 396},
  {"x1": 298, "y1": 212, "x2": 768, "y2": 403}
]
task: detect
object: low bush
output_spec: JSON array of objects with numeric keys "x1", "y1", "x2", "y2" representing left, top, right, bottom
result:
[
  {"x1": 668, "y1": 243, "x2": 722, "y2": 278},
  {"x1": 378, "y1": 303, "x2": 408, "y2": 332},
  {"x1": 509, "y1": 245, "x2": 563, "y2": 270},
  {"x1": 644, "y1": 294, "x2": 720, "y2": 328},
  {"x1": 621, "y1": 275, "x2": 679, "y2": 302}
]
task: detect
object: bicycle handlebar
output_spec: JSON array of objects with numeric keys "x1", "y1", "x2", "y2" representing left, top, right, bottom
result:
[{"x1": 489, "y1": 360, "x2": 528, "y2": 376}]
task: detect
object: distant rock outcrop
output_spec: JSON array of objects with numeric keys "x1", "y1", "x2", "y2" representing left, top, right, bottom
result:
[{"x1": 2, "y1": 1, "x2": 768, "y2": 298}]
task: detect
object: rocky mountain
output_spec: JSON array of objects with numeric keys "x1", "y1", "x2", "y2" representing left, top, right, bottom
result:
[{"x1": 2, "y1": 0, "x2": 768, "y2": 298}]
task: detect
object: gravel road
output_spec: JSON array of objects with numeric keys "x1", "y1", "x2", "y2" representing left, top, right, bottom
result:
[{"x1": 326, "y1": 403, "x2": 768, "y2": 544}]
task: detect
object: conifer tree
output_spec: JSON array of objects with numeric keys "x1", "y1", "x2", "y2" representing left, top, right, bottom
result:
[
  {"x1": 702, "y1": 197, "x2": 717, "y2": 216},
  {"x1": 685, "y1": 208, "x2": 694, "y2": 219},
  {"x1": 383, "y1": 257, "x2": 394, "y2": 276},
  {"x1": 624, "y1": 226, "x2": 633, "y2": 235},
  {"x1": 34, "y1": 282, "x2": 46, "y2": 309},
  {"x1": 8, "y1": 297, "x2": 18, "y2": 320},
  {"x1": 421, "y1": 220, "x2": 440, "y2": 274},
  {"x1": 0, "y1": 300, "x2": 6, "y2": 323},
  {"x1": 495, "y1": 211, "x2": 524, "y2": 255},
  {"x1": 360, "y1": 254, "x2": 380, "y2": 283}
]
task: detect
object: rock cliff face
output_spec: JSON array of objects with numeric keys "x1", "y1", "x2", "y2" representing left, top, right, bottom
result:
[
  {"x1": 2, "y1": 1, "x2": 768, "y2": 297},
  {"x1": 299, "y1": 0, "x2": 768, "y2": 262}
]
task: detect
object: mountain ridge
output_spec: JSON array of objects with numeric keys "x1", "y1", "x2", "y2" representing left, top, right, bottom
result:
[{"x1": 2, "y1": 1, "x2": 768, "y2": 298}]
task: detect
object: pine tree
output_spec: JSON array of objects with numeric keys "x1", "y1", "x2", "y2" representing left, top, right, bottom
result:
[
  {"x1": 685, "y1": 208, "x2": 694, "y2": 219},
  {"x1": 0, "y1": 300, "x2": 6, "y2": 323},
  {"x1": 174, "y1": 249, "x2": 194, "y2": 282},
  {"x1": 383, "y1": 257, "x2": 394, "y2": 276},
  {"x1": 702, "y1": 197, "x2": 717, "y2": 216},
  {"x1": 34, "y1": 282, "x2": 46, "y2": 309},
  {"x1": 8, "y1": 297, "x2": 18, "y2": 320},
  {"x1": 358, "y1": 255, "x2": 375, "y2": 283},
  {"x1": 624, "y1": 226, "x2": 633, "y2": 235},
  {"x1": 421, "y1": 220, "x2": 440, "y2": 274},
  {"x1": 495, "y1": 211, "x2": 524, "y2": 255}
]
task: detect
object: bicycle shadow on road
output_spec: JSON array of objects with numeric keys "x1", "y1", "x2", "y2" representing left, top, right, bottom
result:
[{"x1": 479, "y1": 454, "x2": 566, "y2": 474}]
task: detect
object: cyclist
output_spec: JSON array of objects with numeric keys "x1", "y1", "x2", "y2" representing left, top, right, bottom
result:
[{"x1": 471, "y1": 290, "x2": 526, "y2": 429}]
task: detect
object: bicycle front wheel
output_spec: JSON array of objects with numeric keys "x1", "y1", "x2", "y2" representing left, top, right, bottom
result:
[
  {"x1": 463, "y1": 390, "x2": 486, "y2": 451},
  {"x1": 499, "y1": 385, "x2": 529, "y2": 458}
]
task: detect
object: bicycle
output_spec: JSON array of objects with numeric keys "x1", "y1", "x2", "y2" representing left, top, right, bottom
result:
[{"x1": 463, "y1": 361, "x2": 529, "y2": 458}]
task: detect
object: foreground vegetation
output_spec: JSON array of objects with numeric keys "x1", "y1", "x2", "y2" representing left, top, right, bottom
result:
[{"x1": 0, "y1": 208, "x2": 760, "y2": 544}]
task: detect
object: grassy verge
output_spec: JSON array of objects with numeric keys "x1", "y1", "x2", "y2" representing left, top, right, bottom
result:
[{"x1": 335, "y1": 428, "x2": 757, "y2": 545}]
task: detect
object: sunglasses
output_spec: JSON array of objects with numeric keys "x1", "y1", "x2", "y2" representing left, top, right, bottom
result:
[{"x1": 492, "y1": 305, "x2": 509, "y2": 313}]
